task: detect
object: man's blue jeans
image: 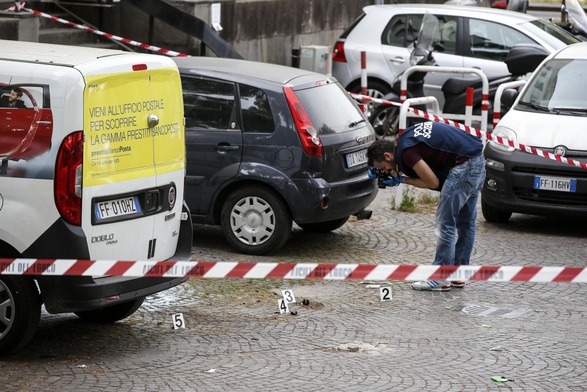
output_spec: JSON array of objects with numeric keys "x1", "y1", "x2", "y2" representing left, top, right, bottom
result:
[{"x1": 432, "y1": 154, "x2": 486, "y2": 266}]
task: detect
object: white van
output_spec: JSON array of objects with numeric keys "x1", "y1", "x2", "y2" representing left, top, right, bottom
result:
[
  {"x1": 482, "y1": 42, "x2": 587, "y2": 222},
  {"x1": 0, "y1": 40, "x2": 192, "y2": 355}
]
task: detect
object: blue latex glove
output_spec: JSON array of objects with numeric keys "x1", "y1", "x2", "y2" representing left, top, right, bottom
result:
[
  {"x1": 367, "y1": 166, "x2": 379, "y2": 180},
  {"x1": 381, "y1": 176, "x2": 403, "y2": 188}
]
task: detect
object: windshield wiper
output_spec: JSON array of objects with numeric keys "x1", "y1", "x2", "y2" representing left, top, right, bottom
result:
[
  {"x1": 517, "y1": 101, "x2": 551, "y2": 112},
  {"x1": 349, "y1": 119, "x2": 366, "y2": 128},
  {"x1": 552, "y1": 107, "x2": 587, "y2": 115}
]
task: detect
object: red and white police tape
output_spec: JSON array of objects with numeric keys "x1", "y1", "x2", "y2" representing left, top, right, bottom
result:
[
  {"x1": 5, "y1": 2, "x2": 189, "y2": 57},
  {"x1": 0, "y1": 259, "x2": 586, "y2": 283},
  {"x1": 351, "y1": 93, "x2": 587, "y2": 171}
]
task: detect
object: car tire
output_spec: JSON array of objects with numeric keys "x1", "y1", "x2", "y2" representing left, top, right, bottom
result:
[
  {"x1": 0, "y1": 277, "x2": 42, "y2": 356},
  {"x1": 481, "y1": 199, "x2": 512, "y2": 223},
  {"x1": 221, "y1": 186, "x2": 292, "y2": 255},
  {"x1": 74, "y1": 297, "x2": 145, "y2": 323},
  {"x1": 369, "y1": 103, "x2": 400, "y2": 140},
  {"x1": 297, "y1": 217, "x2": 349, "y2": 233}
]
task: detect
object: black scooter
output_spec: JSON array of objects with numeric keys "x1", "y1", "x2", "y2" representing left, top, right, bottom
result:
[{"x1": 368, "y1": 13, "x2": 547, "y2": 139}]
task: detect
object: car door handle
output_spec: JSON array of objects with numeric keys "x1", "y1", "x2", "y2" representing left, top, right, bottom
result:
[
  {"x1": 390, "y1": 57, "x2": 405, "y2": 64},
  {"x1": 215, "y1": 144, "x2": 240, "y2": 151}
]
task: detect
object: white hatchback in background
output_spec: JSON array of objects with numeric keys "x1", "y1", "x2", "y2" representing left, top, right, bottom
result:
[
  {"x1": 482, "y1": 41, "x2": 587, "y2": 222},
  {"x1": 332, "y1": 4, "x2": 580, "y2": 107}
]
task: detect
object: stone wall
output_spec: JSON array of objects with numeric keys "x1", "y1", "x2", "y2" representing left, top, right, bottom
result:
[
  {"x1": 0, "y1": 0, "x2": 373, "y2": 66},
  {"x1": 120, "y1": 0, "x2": 373, "y2": 66}
]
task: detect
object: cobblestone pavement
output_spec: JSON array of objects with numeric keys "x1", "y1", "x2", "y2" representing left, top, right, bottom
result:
[{"x1": 2, "y1": 189, "x2": 586, "y2": 391}]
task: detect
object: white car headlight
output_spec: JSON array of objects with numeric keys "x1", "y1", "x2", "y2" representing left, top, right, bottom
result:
[{"x1": 490, "y1": 125, "x2": 517, "y2": 152}]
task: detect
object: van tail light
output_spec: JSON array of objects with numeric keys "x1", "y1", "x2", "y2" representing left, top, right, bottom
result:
[
  {"x1": 283, "y1": 86, "x2": 323, "y2": 157},
  {"x1": 55, "y1": 131, "x2": 83, "y2": 226},
  {"x1": 332, "y1": 41, "x2": 347, "y2": 63}
]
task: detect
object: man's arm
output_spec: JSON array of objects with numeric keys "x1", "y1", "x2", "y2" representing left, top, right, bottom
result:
[{"x1": 402, "y1": 159, "x2": 440, "y2": 190}]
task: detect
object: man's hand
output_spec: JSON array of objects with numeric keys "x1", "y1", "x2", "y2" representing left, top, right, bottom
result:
[
  {"x1": 381, "y1": 176, "x2": 403, "y2": 188},
  {"x1": 368, "y1": 166, "x2": 379, "y2": 180}
]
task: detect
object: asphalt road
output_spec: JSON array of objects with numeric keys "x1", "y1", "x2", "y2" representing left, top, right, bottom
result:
[{"x1": 1, "y1": 189, "x2": 586, "y2": 391}]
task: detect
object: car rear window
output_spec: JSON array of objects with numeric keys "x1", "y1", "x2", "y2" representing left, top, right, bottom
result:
[
  {"x1": 340, "y1": 13, "x2": 366, "y2": 39},
  {"x1": 294, "y1": 82, "x2": 365, "y2": 135}
]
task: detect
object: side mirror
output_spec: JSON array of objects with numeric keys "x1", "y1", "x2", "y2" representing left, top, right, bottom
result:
[{"x1": 501, "y1": 88, "x2": 519, "y2": 111}]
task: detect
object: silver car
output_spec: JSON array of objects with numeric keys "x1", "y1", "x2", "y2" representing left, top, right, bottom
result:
[{"x1": 332, "y1": 4, "x2": 580, "y2": 106}]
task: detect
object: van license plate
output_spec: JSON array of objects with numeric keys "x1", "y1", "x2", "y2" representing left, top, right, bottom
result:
[
  {"x1": 94, "y1": 196, "x2": 141, "y2": 221},
  {"x1": 346, "y1": 149, "x2": 368, "y2": 168},
  {"x1": 533, "y1": 176, "x2": 576, "y2": 192}
]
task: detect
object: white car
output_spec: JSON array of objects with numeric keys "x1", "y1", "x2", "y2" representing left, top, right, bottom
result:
[
  {"x1": 332, "y1": 4, "x2": 580, "y2": 105},
  {"x1": 482, "y1": 41, "x2": 587, "y2": 222}
]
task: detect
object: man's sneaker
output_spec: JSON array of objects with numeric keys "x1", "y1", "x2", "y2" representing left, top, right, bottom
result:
[
  {"x1": 451, "y1": 281, "x2": 466, "y2": 288},
  {"x1": 411, "y1": 280, "x2": 451, "y2": 291}
]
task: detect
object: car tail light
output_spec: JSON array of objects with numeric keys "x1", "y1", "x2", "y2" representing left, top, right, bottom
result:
[
  {"x1": 283, "y1": 86, "x2": 323, "y2": 157},
  {"x1": 55, "y1": 131, "x2": 83, "y2": 225},
  {"x1": 332, "y1": 41, "x2": 347, "y2": 63}
]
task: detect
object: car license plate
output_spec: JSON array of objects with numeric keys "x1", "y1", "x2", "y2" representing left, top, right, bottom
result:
[
  {"x1": 346, "y1": 149, "x2": 368, "y2": 168},
  {"x1": 533, "y1": 176, "x2": 576, "y2": 192},
  {"x1": 94, "y1": 196, "x2": 141, "y2": 221}
]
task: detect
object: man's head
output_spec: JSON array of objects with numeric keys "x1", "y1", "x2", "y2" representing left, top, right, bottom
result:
[
  {"x1": 8, "y1": 87, "x2": 23, "y2": 103},
  {"x1": 367, "y1": 139, "x2": 397, "y2": 174}
]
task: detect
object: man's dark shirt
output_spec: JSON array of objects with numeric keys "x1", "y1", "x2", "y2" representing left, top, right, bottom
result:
[
  {"x1": 0, "y1": 96, "x2": 26, "y2": 108},
  {"x1": 402, "y1": 142, "x2": 469, "y2": 173}
]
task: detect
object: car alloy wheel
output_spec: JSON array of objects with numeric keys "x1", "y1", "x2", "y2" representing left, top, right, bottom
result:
[{"x1": 221, "y1": 185, "x2": 292, "y2": 255}]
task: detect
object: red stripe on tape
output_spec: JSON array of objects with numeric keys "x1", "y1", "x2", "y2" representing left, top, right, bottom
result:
[
  {"x1": 65, "y1": 260, "x2": 94, "y2": 276},
  {"x1": 347, "y1": 265, "x2": 377, "y2": 280},
  {"x1": 106, "y1": 261, "x2": 134, "y2": 276},
  {"x1": 266, "y1": 263, "x2": 296, "y2": 279},
  {"x1": 387, "y1": 265, "x2": 418, "y2": 280},
  {"x1": 226, "y1": 262, "x2": 256, "y2": 278},
  {"x1": 554, "y1": 267, "x2": 583, "y2": 282},
  {"x1": 511, "y1": 266, "x2": 541, "y2": 281}
]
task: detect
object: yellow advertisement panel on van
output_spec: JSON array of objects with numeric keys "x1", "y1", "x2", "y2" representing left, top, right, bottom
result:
[{"x1": 83, "y1": 67, "x2": 185, "y2": 187}]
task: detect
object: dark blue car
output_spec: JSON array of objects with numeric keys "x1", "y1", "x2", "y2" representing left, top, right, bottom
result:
[{"x1": 173, "y1": 57, "x2": 378, "y2": 255}]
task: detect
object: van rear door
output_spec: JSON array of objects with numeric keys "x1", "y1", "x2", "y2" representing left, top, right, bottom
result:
[{"x1": 81, "y1": 56, "x2": 185, "y2": 260}]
